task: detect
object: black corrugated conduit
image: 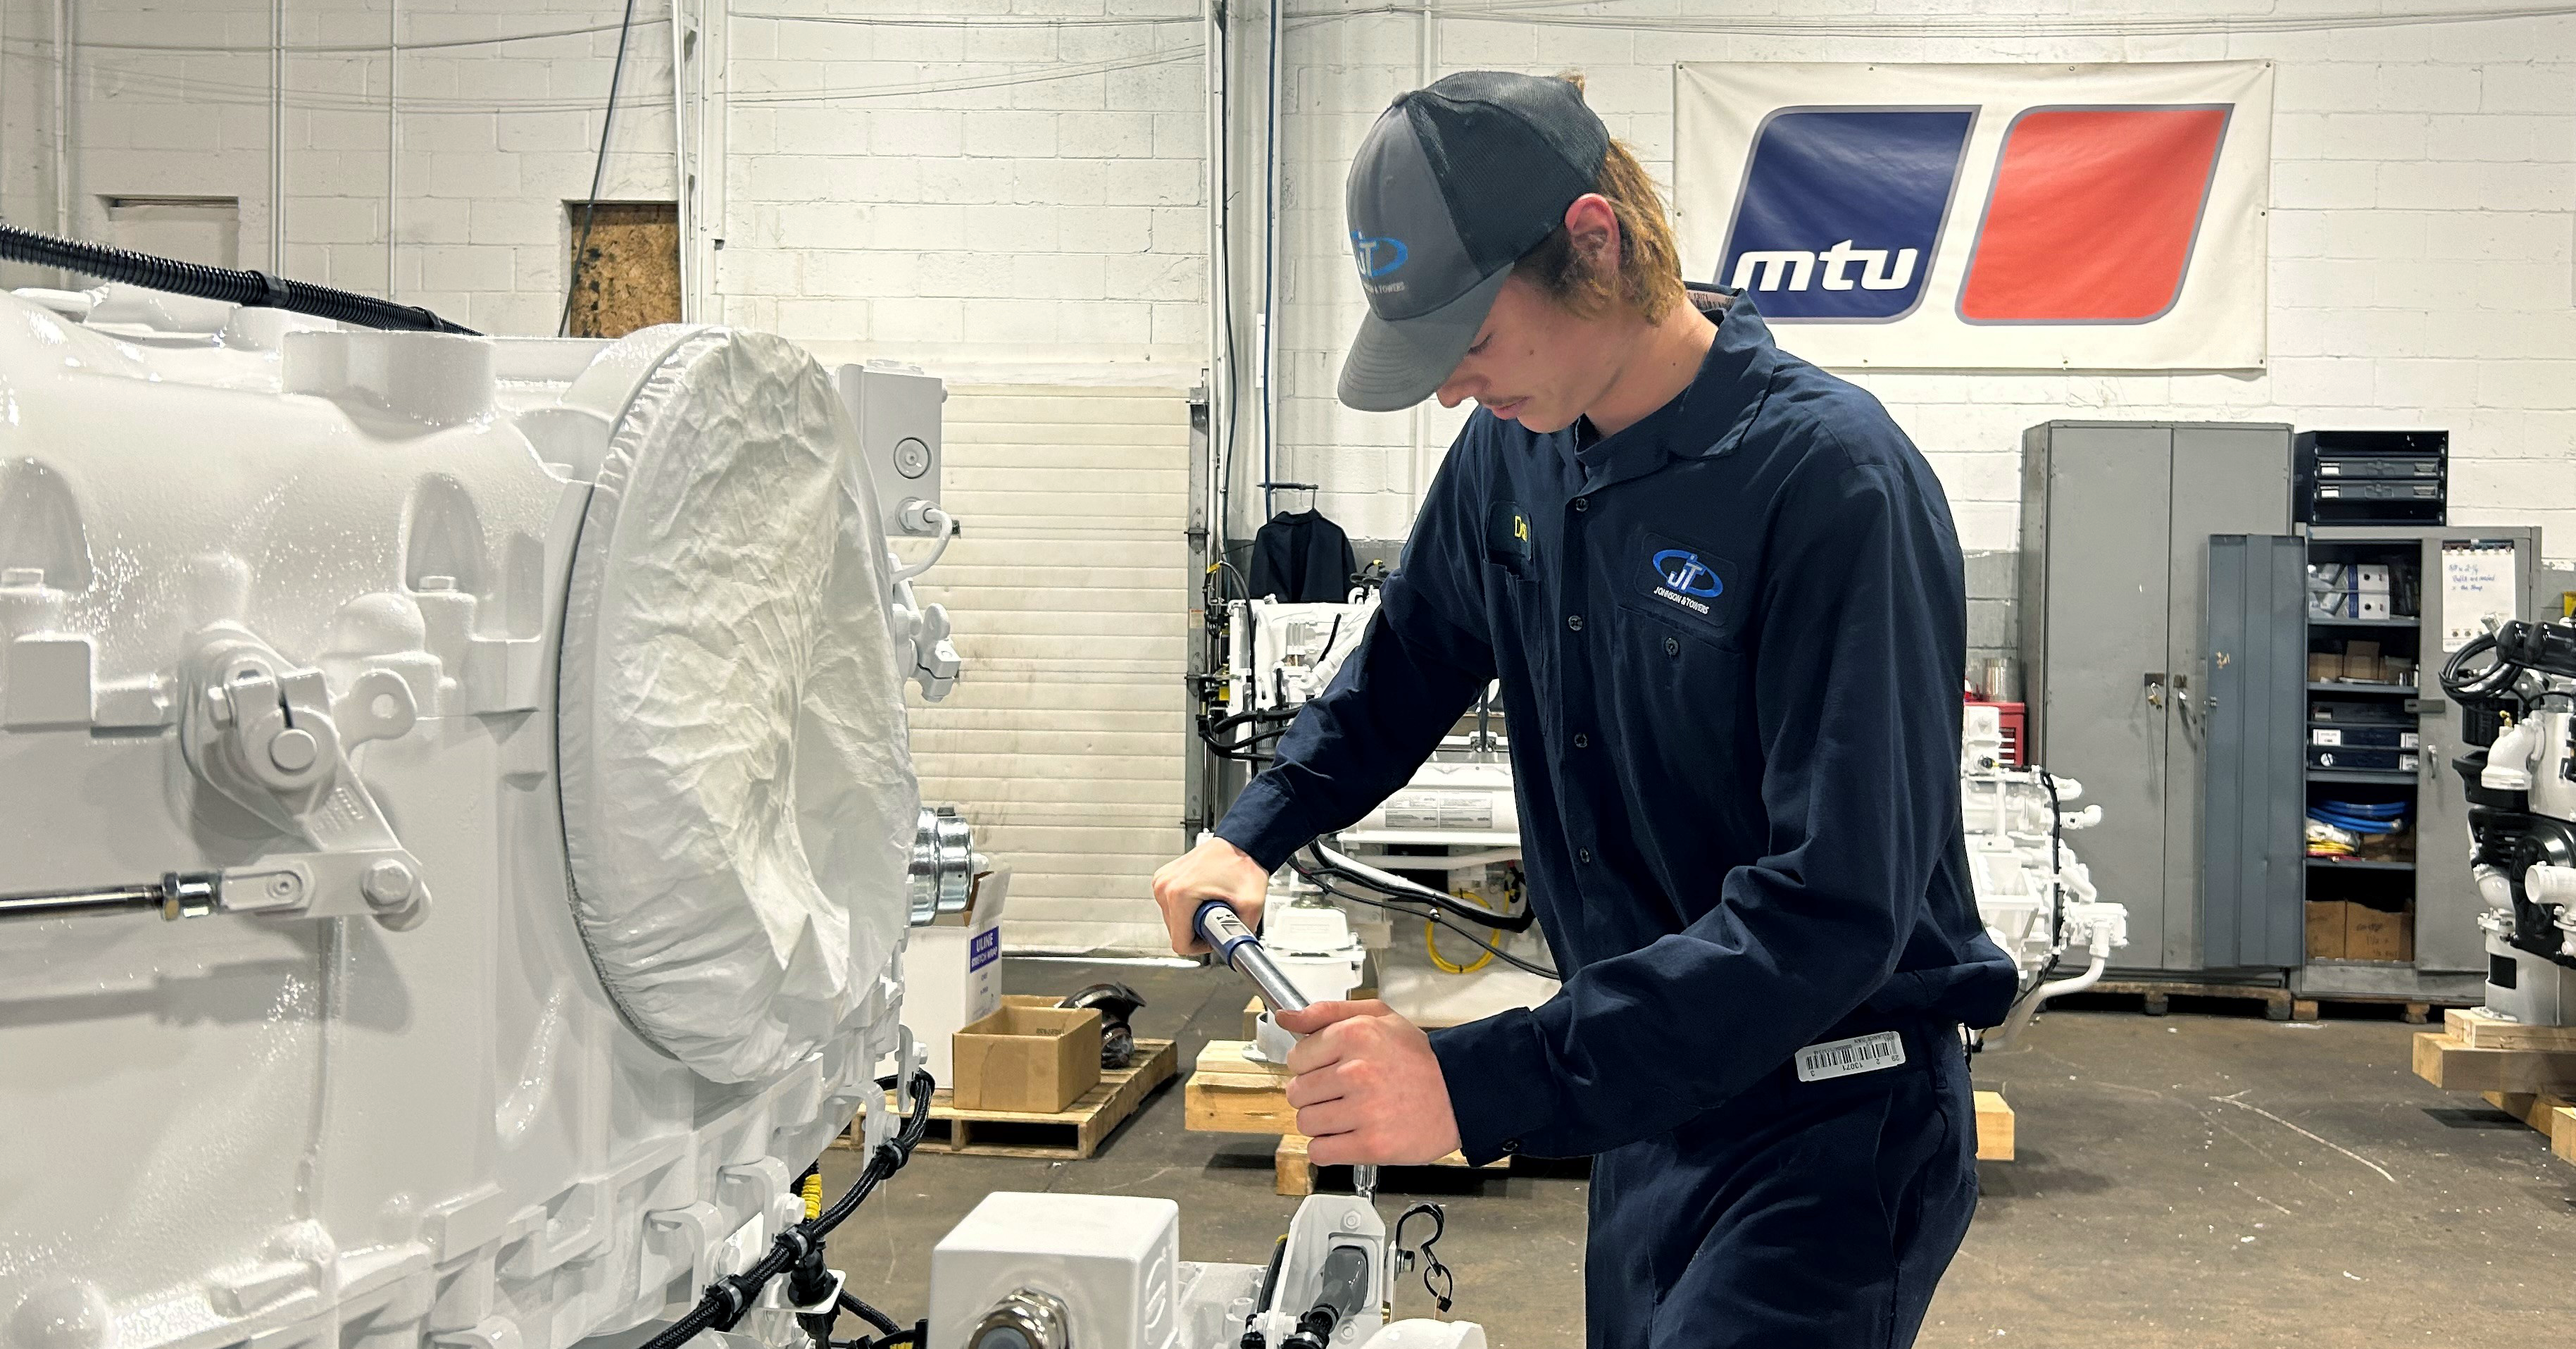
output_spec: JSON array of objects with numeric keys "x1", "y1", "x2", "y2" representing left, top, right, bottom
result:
[{"x1": 0, "y1": 221, "x2": 476, "y2": 334}]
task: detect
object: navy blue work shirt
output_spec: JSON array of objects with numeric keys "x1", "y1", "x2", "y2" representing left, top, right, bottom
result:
[{"x1": 1213, "y1": 286, "x2": 2017, "y2": 1165}]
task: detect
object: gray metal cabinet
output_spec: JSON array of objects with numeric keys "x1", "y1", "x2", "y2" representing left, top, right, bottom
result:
[
  {"x1": 2301, "y1": 524, "x2": 2541, "y2": 997},
  {"x1": 2020, "y1": 422, "x2": 2295, "y2": 974}
]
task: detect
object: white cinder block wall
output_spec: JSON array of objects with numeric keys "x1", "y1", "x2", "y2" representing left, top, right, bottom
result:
[
  {"x1": 1257, "y1": 6, "x2": 2576, "y2": 574},
  {"x1": 11, "y1": 2, "x2": 2565, "y2": 545},
  {"x1": 0, "y1": 0, "x2": 1208, "y2": 361}
]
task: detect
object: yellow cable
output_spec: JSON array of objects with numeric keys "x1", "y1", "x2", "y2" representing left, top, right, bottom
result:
[
  {"x1": 801, "y1": 1169, "x2": 823, "y2": 1221},
  {"x1": 1425, "y1": 890, "x2": 1496, "y2": 975}
]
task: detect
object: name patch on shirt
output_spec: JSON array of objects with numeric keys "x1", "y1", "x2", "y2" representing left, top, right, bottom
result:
[
  {"x1": 1640, "y1": 532, "x2": 1739, "y2": 629},
  {"x1": 1794, "y1": 1031, "x2": 1907, "y2": 1083},
  {"x1": 1487, "y1": 499, "x2": 1536, "y2": 574}
]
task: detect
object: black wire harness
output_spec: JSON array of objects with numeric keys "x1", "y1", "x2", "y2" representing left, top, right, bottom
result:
[
  {"x1": 639, "y1": 1070, "x2": 936, "y2": 1349},
  {"x1": 0, "y1": 221, "x2": 473, "y2": 333},
  {"x1": 1292, "y1": 845, "x2": 1559, "y2": 981}
]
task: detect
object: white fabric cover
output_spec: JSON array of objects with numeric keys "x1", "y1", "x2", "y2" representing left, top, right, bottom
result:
[{"x1": 558, "y1": 328, "x2": 919, "y2": 1082}]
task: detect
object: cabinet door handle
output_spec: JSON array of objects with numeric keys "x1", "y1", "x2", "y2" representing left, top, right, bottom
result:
[{"x1": 2144, "y1": 672, "x2": 2167, "y2": 709}]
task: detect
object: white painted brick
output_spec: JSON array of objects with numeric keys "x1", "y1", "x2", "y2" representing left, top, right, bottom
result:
[
  {"x1": 2480, "y1": 161, "x2": 2575, "y2": 211},
  {"x1": 965, "y1": 111, "x2": 1058, "y2": 158},
  {"x1": 961, "y1": 297, "x2": 1059, "y2": 344},
  {"x1": 777, "y1": 297, "x2": 877, "y2": 340},
  {"x1": 1009, "y1": 71, "x2": 1109, "y2": 113},
  {"x1": 965, "y1": 204, "x2": 1062, "y2": 254},
  {"x1": 867, "y1": 111, "x2": 966, "y2": 158},
  {"x1": 1060, "y1": 299, "x2": 1152, "y2": 347},
  {"x1": 426, "y1": 151, "x2": 520, "y2": 199},
  {"x1": 1011, "y1": 253, "x2": 1108, "y2": 301},
  {"x1": 2482, "y1": 63, "x2": 2576, "y2": 116},
  {"x1": 1057, "y1": 205, "x2": 1153, "y2": 253},
  {"x1": 1013, "y1": 159, "x2": 1110, "y2": 207},
  {"x1": 2317, "y1": 113, "x2": 2428, "y2": 161},
  {"x1": 1101, "y1": 158, "x2": 1200, "y2": 206},
  {"x1": 919, "y1": 252, "x2": 1024, "y2": 300},
  {"x1": 873, "y1": 205, "x2": 968, "y2": 251},
  {"x1": 919, "y1": 161, "x2": 1017, "y2": 207},
  {"x1": 1056, "y1": 111, "x2": 1156, "y2": 159},
  {"x1": 1105, "y1": 252, "x2": 1204, "y2": 302},
  {"x1": 469, "y1": 197, "x2": 562, "y2": 248},
  {"x1": 2272, "y1": 160, "x2": 2378, "y2": 211},
  {"x1": 419, "y1": 244, "x2": 515, "y2": 292}
]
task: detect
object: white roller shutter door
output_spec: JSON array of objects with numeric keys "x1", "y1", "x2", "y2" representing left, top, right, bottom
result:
[{"x1": 905, "y1": 385, "x2": 1191, "y2": 955}]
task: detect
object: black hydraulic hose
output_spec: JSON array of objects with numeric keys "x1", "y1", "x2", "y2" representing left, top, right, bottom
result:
[
  {"x1": 636, "y1": 1071, "x2": 936, "y2": 1349},
  {"x1": 837, "y1": 1293, "x2": 900, "y2": 1338},
  {"x1": 0, "y1": 222, "x2": 474, "y2": 333}
]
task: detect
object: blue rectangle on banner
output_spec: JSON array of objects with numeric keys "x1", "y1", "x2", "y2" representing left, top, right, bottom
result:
[
  {"x1": 1718, "y1": 107, "x2": 1976, "y2": 321},
  {"x1": 969, "y1": 927, "x2": 1001, "y2": 971}
]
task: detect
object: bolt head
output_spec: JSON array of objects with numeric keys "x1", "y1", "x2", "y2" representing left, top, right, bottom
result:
[
  {"x1": 268, "y1": 728, "x2": 320, "y2": 773},
  {"x1": 362, "y1": 861, "x2": 415, "y2": 907}
]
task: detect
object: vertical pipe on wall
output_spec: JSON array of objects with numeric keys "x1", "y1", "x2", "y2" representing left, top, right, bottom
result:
[
  {"x1": 1257, "y1": 0, "x2": 1280, "y2": 520},
  {"x1": 1203, "y1": 0, "x2": 1229, "y2": 557},
  {"x1": 386, "y1": 0, "x2": 398, "y2": 299},
  {"x1": 671, "y1": 0, "x2": 690, "y2": 321},
  {"x1": 270, "y1": 0, "x2": 285, "y2": 269},
  {"x1": 51, "y1": 0, "x2": 70, "y2": 257}
]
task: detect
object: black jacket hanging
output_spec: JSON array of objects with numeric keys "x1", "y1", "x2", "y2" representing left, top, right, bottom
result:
[{"x1": 1249, "y1": 509, "x2": 1358, "y2": 604}]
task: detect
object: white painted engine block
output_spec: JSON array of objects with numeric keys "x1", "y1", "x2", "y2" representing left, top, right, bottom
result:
[
  {"x1": 0, "y1": 290, "x2": 961, "y2": 1349},
  {"x1": 1961, "y1": 703, "x2": 2127, "y2": 1040}
]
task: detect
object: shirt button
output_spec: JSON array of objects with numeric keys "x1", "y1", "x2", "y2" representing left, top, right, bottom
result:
[
  {"x1": 1573, "y1": 733, "x2": 1589, "y2": 749},
  {"x1": 1567, "y1": 614, "x2": 1584, "y2": 632},
  {"x1": 1577, "y1": 847, "x2": 1593, "y2": 864},
  {"x1": 1572, "y1": 497, "x2": 1589, "y2": 513},
  {"x1": 1501, "y1": 1138, "x2": 1522, "y2": 1154},
  {"x1": 1665, "y1": 636, "x2": 1681, "y2": 656}
]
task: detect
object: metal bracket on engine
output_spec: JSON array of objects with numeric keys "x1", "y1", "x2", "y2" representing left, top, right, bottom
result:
[{"x1": 177, "y1": 626, "x2": 432, "y2": 929}]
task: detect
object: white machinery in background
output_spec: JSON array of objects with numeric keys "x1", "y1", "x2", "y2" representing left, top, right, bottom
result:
[
  {"x1": 1960, "y1": 702, "x2": 2129, "y2": 1045},
  {"x1": 0, "y1": 279, "x2": 1487, "y2": 1349},
  {"x1": 1216, "y1": 597, "x2": 1553, "y2": 1026},
  {"x1": 2441, "y1": 619, "x2": 2576, "y2": 1024}
]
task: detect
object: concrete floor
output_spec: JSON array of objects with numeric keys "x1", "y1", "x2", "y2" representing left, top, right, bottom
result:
[{"x1": 824, "y1": 961, "x2": 2576, "y2": 1346}]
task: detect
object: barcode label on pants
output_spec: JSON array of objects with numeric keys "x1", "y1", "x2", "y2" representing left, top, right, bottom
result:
[{"x1": 1794, "y1": 1031, "x2": 1908, "y2": 1083}]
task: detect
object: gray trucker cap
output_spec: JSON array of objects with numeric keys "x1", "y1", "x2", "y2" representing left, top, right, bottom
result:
[{"x1": 1338, "y1": 71, "x2": 1611, "y2": 412}]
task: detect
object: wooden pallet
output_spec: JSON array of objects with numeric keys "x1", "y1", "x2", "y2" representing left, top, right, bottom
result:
[
  {"x1": 2292, "y1": 996, "x2": 2439, "y2": 1024},
  {"x1": 2087, "y1": 981, "x2": 2298, "y2": 1020},
  {"x1": 1192, "y1": 1040, "x2": 2021, "y2": 1184},
  {"x1": 1269, "y1": 1131, "x2": 1509, "y2": 1198},
  {"x1": 2411, "y1": 1024, "x2": 2576, "y2": 1095},
  {"x1": 835, "y1": 1038, "x2": 1177, "y2": 1160},
  {"x1": 1186, "y1": 1040, "x2": 1506, "y2": 1195},
  {"x1": 2414, "y1": 1012, "x2": 2576, "y2": 1164},
  {"x1": 1975, "y1": 1090, "x2": 2016, "y2": 1162}
]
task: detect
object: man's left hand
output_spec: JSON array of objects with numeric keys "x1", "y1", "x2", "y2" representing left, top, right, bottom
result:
[{"x1": 1278, "y1": 1000, "x2": 1462, "y2": 1166}]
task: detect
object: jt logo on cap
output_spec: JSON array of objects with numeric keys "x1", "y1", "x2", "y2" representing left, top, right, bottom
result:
[{"x1": 1351, "y1": 232, "x2": 1409, "y2": 279}]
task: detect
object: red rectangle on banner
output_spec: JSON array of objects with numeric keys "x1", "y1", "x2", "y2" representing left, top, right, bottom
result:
[{"x1": 1958, "y1": 106, "x2": 2230, "y2": 323}]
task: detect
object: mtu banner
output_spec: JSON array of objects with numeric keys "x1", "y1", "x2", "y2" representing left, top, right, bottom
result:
[{"x1": 1675, "y1": 61, "x2": 2273, "y2": 371}]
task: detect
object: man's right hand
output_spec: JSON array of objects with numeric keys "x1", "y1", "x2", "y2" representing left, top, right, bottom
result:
[{"x1": 1149, "y1": 836, "x2": 1273, "y2": 955}]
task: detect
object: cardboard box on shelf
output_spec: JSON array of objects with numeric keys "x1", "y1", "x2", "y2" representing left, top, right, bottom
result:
[
  {"x1": 2308, "y1": 651, "x2": 2344, "y2": 682},
  {"x1": 2344, "y1": 905, "x2": 2414, "y2": 963},
  {"x1": 2344, "y1": 640, "x2": 2384, "y2": 684},
  {"x1": 952, "y1": 1003, "x2": 1103, "y2": 1113},
  {"x1": 2306, "y1": 900, "x2": 2349, "y2": 960}
]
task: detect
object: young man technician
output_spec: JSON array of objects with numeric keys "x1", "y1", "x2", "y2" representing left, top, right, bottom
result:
[{"x1": 1151, "y1": 71, "x2": 2017, "y2": 1346}]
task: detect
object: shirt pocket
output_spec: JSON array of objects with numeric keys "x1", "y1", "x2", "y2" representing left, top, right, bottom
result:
[{"x1": 1611, "y1": 529, "x2": 1746, "y2": 652}]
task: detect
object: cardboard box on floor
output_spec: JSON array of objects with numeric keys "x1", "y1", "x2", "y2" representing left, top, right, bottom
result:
[{"x1": 952, "y1": 1003, "x2": 1102, "y2": 1113}]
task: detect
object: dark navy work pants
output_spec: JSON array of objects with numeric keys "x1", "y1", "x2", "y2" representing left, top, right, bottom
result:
[{"x1": 1584, "y1": 1023, "x2": 1979, "y2": 1348}]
